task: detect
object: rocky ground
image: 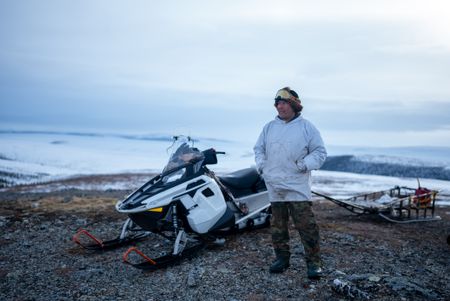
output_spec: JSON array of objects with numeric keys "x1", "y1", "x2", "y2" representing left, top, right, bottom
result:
[{"x1": 1, "y1": 175, "x2": 449, "y2": 301}]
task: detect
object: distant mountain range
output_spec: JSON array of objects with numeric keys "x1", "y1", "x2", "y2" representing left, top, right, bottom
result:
[
  {"x1": 0, "y1": 130, "x2": 231, "y2": 143},
  {"x1": 321, "y1": 155, "x2": 450, "y2": 181}
]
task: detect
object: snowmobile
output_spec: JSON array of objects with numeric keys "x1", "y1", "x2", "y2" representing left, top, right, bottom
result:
[{"x1": 73, "y1": 136, "x2": 270, "y2": 270}]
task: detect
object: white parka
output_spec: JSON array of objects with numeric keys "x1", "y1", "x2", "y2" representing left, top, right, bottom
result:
[{"x1": 254, "y1": 115, "x2": 327, "y2": 202}]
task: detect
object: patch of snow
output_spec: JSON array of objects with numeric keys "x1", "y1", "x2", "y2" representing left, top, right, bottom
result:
[
  {"x1": 312, "y1": 170, "x2": 450, "y2": 206},
  {"x1": 1, "y1": 131, "x2": 450, "y2": 206},
  {"x1": 352, "y1": 154, "x2": 442, "y2": 167},
  {"x1": 375, "y1": 194, "x2": 394, "y2": 204}
]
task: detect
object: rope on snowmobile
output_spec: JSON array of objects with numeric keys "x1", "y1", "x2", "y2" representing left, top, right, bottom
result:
[
  {"x1": 205, "y1": 168, "x2": 245, "y2": 213},
  {"x1": 72, "y1": 228, "x2": 150, "y2": 251}
]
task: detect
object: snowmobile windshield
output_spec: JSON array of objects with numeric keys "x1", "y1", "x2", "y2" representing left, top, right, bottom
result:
[{"x1": 161, "y1": 138, "x2": 205, "y2": 181}]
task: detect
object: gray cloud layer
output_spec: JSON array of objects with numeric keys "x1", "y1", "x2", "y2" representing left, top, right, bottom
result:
[{"x1": 1, "y1": 1, "x2": 450, "y2": 146}]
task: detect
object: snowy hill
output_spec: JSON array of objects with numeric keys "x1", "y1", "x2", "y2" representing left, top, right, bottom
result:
[
  {"x1": 0, "y1": 130, "x2": 249, "y2": 187},
  {"x1": 322, "y1": 155, "x2": 450, "y2": 181}
]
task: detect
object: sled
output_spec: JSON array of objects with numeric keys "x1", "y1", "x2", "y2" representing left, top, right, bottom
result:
[{"x1": 313, "y1": 186, "x2": 440, "y2": 223}]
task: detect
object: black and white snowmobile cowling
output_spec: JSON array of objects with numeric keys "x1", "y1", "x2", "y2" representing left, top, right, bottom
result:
[{"x1": 73, "y1": 135, "x2": 271, "y2": 270}]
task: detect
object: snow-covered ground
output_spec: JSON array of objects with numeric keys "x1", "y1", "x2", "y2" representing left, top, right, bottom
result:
[
  {"x1": 0, "y1": 131, "x2": 253, "y2": 182},
  {"x1": 312, "y1": 170, "x2": 450, "y2": 198},
  {"x1": 1, "y1": 130, "x2": 450, "y2": 205}
]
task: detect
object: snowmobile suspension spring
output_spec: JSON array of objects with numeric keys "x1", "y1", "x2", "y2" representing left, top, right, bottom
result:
[{"x1": 172, "y1": 204, "x2": 179, "y2": 232}]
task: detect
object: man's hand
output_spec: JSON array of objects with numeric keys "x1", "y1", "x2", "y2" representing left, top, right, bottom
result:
[{"x1": 295, "y1": 160, "x2": 307, "y2": 173}]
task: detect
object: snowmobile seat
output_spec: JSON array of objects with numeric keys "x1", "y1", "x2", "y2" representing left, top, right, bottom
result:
[{"x1": 218, "y1": 168, "x2": 261, "y2": 190}]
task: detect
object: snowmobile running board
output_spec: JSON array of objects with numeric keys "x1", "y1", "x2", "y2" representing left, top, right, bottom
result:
[{"x1": 72, "y1": 228, "x2": 150, "y2": 250}]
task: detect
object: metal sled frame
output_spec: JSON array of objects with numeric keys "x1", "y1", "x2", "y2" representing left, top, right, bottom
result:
[{"x1": 313, "y1": 186, "x2": 441, "y2": 223}]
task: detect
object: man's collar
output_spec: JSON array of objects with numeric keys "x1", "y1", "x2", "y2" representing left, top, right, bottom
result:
[{"x1": 277, "y1": 113, "x2": 301, "y2": 123}]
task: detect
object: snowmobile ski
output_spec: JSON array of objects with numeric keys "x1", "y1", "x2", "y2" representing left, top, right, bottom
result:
[
  {"x1": 122, "y1": 241, "x2": 206, "y2": 270},
  {"x1": 72, "y1": 228, "x2": 150, "y2": 250}
]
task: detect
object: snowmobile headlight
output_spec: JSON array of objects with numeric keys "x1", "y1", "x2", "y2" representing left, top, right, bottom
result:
[{"x1": 148, "y1": 207, "x2": 164, "y2": 213}]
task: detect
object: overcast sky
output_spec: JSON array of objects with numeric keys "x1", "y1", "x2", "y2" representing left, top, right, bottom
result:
[{"x1": 1, "y1": 0, "x2": 450, "y2": 147}]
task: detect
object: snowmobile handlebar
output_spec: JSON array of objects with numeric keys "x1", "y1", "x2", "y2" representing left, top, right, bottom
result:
[{"x1": 201, "y1": 148, "x2": 224, "y2": 165}]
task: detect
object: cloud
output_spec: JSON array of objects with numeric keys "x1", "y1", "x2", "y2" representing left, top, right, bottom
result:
[{"x1": 1, "y1": 1, "x2": 450, "y2": 146}]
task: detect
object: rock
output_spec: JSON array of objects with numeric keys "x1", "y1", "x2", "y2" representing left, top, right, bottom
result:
[
  {"x1": 187, "y1": 267, "x2": 204, "y2": 287},
  {"x1": 334, "y1": 270, "x2": 347, "y2": 276},
  {"x1": 368, "y1": 275, "x2": 381, "y2": 282},
  {"x1": 384, "y1": 276, "x2": 440, "y2": 300},
  {"x1": 332, "y1": 279, "x2": 370, "y2": 300},
  {"x1": 293, "y1": 244, "x2": 305, "y2": 255},
  {"x1": 75, "y1": 218, "x2": 87, "y2": 226},
  {"x1": 348, "y1": 273, "x2": 375, "y2": 281},
  {"x1": 0, "y1": 216, "x2": 8, "y2": 228}
]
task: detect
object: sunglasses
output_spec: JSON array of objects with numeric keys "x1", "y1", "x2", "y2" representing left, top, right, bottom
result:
[{"x1": 274, "y1": 99, "x2": 289, "y2": 106}]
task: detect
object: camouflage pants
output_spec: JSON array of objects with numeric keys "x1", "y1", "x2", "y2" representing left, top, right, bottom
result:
[{"x1": 271, "y1": 201, "x2": 321, "y2": 267}]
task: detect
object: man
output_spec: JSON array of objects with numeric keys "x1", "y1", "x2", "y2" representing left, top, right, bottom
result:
[{"x1": 254, "y1": 87, "x2": 327, "y2": 279}]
